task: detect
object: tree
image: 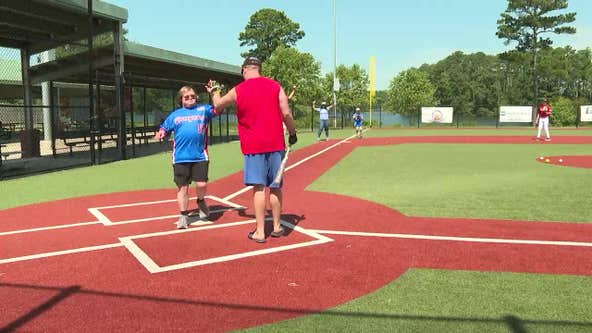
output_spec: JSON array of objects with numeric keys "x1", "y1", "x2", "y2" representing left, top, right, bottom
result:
[
  {"x1": 239, "y1": 8, "x2": 305, "y2": 62},
  {"x1": 385, "y1": 68, "x2": 437, "y2": 116},
  {"x1": 496, "y1": 0, "x2": 576, "y2": 106},
  {"x1": 422, "y1": 52, "x2": 503, "y2": 117},
  {"x1": 262, "y1": 46, "x2": 322, "y2": 105},
  {"x1": 315, "y1": 65, "x2": 368, "y2": 113},
  {"x1": 333, "y1": 64, "x2": 369, "y2": 110}
]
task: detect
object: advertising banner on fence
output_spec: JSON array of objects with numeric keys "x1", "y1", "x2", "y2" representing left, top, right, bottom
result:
[
  {"x1": 581, "y1": 105, "x2": 592, "y2": 122},
  {"x1": 499, "y1": 106, "x2": 532, "y2": 123},
  {"x1": 421, "y1": 107, "x2": 453, "y2": 123}
]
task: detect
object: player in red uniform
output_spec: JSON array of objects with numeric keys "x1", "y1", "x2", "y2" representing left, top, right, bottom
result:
[{"x1": 535, "y1": 98, "x2": 552, "y2": 141}]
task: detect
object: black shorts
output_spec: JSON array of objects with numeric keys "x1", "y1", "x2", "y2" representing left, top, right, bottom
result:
[{"x1": 173, "y1": 161, "x2": 209, "y2": 187}]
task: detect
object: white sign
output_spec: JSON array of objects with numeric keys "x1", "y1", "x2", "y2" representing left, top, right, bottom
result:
[
  {"x1": 499, "y1": 106, "x2": 533, "y2": 123},
  {"x1": 581, "y1": 105, "x2": 592, "y2": 122},
  {"x1": 421, "y1": 107, "x2": 453, "y2": 123},
  {"x1": 333, "y1": 77, "x2": 340, "y2": 92}
]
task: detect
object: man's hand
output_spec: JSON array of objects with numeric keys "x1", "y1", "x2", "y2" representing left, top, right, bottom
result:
[
  {"x1": 205, "y1": 80, "x2": 221, "y2": 94},
  {"x1": 288, "y1": 133, "x2": 297, "y2": 145}
]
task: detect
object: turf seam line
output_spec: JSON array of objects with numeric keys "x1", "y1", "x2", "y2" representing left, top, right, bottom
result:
[
  {"x1": 309, "y1": 229, "x2": 592, "y2": 247},
  {"x1": 0, "y1": 221, "x2": 102, "y2": 236},
  {"x1": 0, "y1": 243, "x2": 123, "y2": 264}
]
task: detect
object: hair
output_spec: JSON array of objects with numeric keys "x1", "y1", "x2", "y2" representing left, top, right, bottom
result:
[
  {"x1": 241, "y1": 65, "x2": 261, "y2": 75},
  {"x1": 242, "y1": 56, "x2": 261, "y2": 67},
  {"x1": 241, "y1": 56, "x2": 262, "y2": 75},
  {"x1": 177, "y1": 85, "x2": 195, "y2": 106}
]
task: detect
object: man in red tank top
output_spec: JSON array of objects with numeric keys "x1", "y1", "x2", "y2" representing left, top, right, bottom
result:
[{"x1": 206, "y1": 57, "x2": 297, "y2": 243}]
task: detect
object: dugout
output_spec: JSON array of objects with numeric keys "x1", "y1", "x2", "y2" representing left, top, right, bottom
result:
[{"x1": 0, "y1": 0, "x2": 242, "y2": 178}]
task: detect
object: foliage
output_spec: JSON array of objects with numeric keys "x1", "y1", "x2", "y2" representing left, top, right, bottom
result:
[
  {"x1": 422, "y1": 51, "x2": 502, "y2": 117},
  {"x1": 385, "y1": 68, "x2": 437, "y2": 115},
  {"x1": 238, "y1": 8, "x2": 305, "y2": 62},
  {"x1": 538, "y1": 47, "x2": 592, "y2": 100},
  {"x1": 262, "y1": 46, "x2": 322, "y2": 105},
  {"x1": 549, "y1": 96, "x2": 578, "y2": 126},
  {"x1": 496, "y1": 0, "x2": 576, "y2": 52},
  {"x1": 321, "y1": 64, "x2": 369, "y2": 111},
  {"x1": 496, "y1": 0, "x2": 576, "y2": 104},
  {"x1": 497, "y1": 50, "x2": 535, "y2": 105},
  {"x1": 338, "y1": 64, "x2": 369, "y2": 110}
]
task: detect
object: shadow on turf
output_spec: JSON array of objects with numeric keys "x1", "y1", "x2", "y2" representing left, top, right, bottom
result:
[
  {"x1": 187, "y1": 204, "x2": 234, "y2": 222},
  {"x1": 1, "y1": 282, "x2": 591, "y2": 332},
  {"x1": 238, "y1": 210, "x2": 305, "y2": 237}
]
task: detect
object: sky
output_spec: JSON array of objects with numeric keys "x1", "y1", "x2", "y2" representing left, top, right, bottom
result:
[{"x1": 108, "y1": 0, "x2": 592, "y2": 90}]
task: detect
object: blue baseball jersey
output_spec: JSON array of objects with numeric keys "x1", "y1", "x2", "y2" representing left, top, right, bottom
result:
[
  {"x1": 160, "y1": 104, "x2": 216, "y2": 164},
  {"x1": 353, "y1": 112, "x2": 363, "y2": 127}
]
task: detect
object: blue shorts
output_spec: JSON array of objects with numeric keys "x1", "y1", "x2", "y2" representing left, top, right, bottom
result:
[{"x1": 244, "y1": 151, "x2": 285, "y2": 188}]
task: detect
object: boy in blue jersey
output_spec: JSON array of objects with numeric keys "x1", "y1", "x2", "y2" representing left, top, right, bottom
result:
[
  {"x1": 353, "y1": 107, "x2": 364, "y2": 139},
  {"x1": 154, "y1": 86, "x2": 217, "y2": 229}
]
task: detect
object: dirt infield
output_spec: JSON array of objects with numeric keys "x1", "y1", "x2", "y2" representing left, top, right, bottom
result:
[
  {"x1": 1, "y1": 136, "x2": 592, "y2": 332},
  {"x1": 535, "y1": 155, "x2": 592, "y2": 168}
]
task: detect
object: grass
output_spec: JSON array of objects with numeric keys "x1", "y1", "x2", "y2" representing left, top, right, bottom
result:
[
  {"x1": 0, "y1": 130, "x2": 323, "y2": 209},
  {"x1": 308, "y1": 143, "x2": 592, "y2": 222},
  {"x1": 242, "y1": 269, "x2": 592, "y2": 333}
]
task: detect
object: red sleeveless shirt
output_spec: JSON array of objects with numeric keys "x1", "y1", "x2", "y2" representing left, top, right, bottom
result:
[{"x1": 235, "y1": 77, "x2": 285, "y2": 154}]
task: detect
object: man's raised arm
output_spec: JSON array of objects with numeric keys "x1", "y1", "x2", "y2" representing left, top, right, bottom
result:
[{"x1": 205, "y1": 80, "x2": 236, "y2": 112}]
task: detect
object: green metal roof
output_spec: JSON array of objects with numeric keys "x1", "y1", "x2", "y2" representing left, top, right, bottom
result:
[
  {"x1": 42, "y1": 0, "x2": 128, "y2": 22},
  {"x1": 123, "y1": 42, "x2": 240, "y2": 76},
  {"x1": 0, "y1": 0, "x2": 128, "y2": 52}
]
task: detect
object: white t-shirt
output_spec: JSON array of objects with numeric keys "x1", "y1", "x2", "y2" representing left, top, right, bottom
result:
[{"x1": 316, "y1": 107, "x2": 329, "y2": 120}]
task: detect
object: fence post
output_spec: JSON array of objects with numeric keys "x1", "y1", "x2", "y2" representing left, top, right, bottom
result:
[
  {"x1": 496, "y1": 106, "x2": 499, "y2": 129},
  {"x1": 310, "y1": 106, "x2": 314, "y2": 133}
]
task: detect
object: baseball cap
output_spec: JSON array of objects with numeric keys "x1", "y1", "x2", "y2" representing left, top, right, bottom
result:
[
  {"x1": 355, "y1": 107, "x2": 360, "y2": 111},
  {"x1": 242, "y1": 56, "x2": 261, "y2": 67}
]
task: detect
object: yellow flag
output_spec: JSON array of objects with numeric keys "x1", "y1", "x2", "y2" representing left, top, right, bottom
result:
[
  {"x1": 369, "y1": 56, "x2": 375, "y2": 126},
  {"x1": 369, "y1": 56, "x2": 376, "y2": 99}
]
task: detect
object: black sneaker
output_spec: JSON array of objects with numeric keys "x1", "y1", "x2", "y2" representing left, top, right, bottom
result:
[{"x1": 197, "y1": 198, "x2": 209, "y2": 219}]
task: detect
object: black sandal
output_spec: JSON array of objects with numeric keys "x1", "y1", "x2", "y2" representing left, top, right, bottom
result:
[
  {"x1": 270, "y1": 227, "x2": 285, "y2": 238},
  {"x1": 247, "y1": 230, "x2": 266, "y2": 243}
]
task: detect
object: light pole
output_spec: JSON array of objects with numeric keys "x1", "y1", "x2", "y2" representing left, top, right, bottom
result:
[{"x1": 332, "y1": 0, "x2": 337, "y2": 128}]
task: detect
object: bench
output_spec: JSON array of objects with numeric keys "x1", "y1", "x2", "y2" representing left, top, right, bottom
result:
[
  {"x1": 0, "y1": 144, "x2": 22, "y2": 166},
  {"x1": 127, "y1": 125, "x2": 160, "y2": 145},
  {"x1": 1, "y1": 151, "x2": 21, "y2": 159},
  {"x1": 59, "y1": 129, "x2": 118, "y2": 155}
]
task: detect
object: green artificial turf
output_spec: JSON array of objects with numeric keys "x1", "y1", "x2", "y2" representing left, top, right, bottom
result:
[
  {"x1": 308, "y1": 143, "x2": 592, "y2": 223},
  {"x1": 241, "y1": 269, "x2": 592, "y2": 333}
]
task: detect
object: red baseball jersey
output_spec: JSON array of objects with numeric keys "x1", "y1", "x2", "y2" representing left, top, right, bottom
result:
[{"x1": 538, "y1": 103, "x2": 552, "y2": 118}]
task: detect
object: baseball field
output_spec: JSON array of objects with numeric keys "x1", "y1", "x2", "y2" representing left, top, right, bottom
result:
[{"x1": 1, "y1": 128, "x2": 591, "y2": 332}]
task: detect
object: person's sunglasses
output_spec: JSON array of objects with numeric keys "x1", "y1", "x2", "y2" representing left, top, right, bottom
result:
[{"x1": 183, "y1": 95, "x2": 196, "y2": 100}]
